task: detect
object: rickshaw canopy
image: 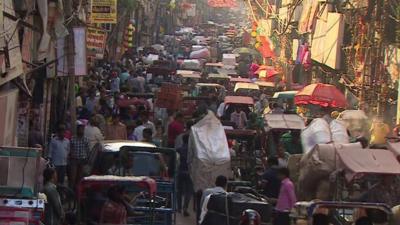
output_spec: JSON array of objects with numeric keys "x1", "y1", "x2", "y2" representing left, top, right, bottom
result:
[
  {"x1": 195, "y1": 83, "x2": 224, "y2": 88},
  {"x1": 234, "y1": 82, "x2": 259, "y2": 92},
  {"x1": 179, "y1": 73, "x2": 201, "y2": 79},
  {"x1": 79, "y1": 175, "x2": 157, "y2": 197},
  {"x1": 255, "y1": 81, "x2": 275, "y2": 88},
  {"x1": 208, "y1": 73, "x2": 230, "y2": 79},
  {"x1": 176, "y1": 70, "x2": 199, "y2": 75},
  {"x1": 272, "y1": 91, "x2": 298, "y2": 99},
  {"x1": 205, "y1": 62, "x2": 224, "y2": 67},
  {"x1": 230, "y1": 77, "x2": 251, "y2": 83},
  {"x1": 103, "y1": 140, "x2": 156, "y2": 152},
  {"x1": 224, "y1": 96, "x2": 254, "y2": 105},
  {"x1": 337, "y1": 148, "x2": 400, "y2": 178},
  {"x1": 264, "y1": 114, "x2": 305, "y2": 130}
]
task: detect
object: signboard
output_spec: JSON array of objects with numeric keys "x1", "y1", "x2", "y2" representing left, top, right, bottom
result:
[
  {"x1": 73, "y1": 27, "x2": 87, "y2": 75},
  {"x1": 0, "y1": 89, "x2": 18, "y2": 147},
  {"x1": 91, "y1": 0, "x2": 117, "y2": 24},
  {"x1": 87, "y1": 27, "x2": 107, "y2": 60}
]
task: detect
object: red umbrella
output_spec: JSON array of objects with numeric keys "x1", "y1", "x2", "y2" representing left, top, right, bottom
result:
[{"x1": 294, "y1": 83, "x2": 347, "y2": 108}]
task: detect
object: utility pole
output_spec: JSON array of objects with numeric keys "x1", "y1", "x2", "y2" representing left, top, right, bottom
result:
[{"x1": 64, "y1": 0, "x2": 76, "y2": 135}]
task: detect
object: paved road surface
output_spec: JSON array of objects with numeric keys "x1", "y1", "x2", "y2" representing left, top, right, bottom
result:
[{"x1": 176, "y1": 209, "x2": 197, "y2": 225}]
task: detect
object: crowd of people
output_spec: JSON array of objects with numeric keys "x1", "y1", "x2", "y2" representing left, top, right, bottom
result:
[{"x1": 28, "y1": 25, "x2": 400, "y2": 225}]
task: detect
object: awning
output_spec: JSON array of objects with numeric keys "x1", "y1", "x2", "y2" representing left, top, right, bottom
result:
[{"x1": 336, "y1": 148, "x2": 400, "y2": 178}]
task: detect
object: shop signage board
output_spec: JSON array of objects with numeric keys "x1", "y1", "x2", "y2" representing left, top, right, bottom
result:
[
  {"x1": 73, "y1": 27, "x2": 87, "y2": 75},
  {"x1": 91, "y1": 0, "x2": 117, "y2": 24},
  {"x1": 87, "y1": 27, "x2": 108, "y2": 60}
]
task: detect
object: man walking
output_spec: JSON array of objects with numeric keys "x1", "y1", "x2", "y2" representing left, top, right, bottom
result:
[
  {"x1": 274, "y1": 168, "x2": 297, "y2": 225},
  {"x1": 176, "y1": 134, "x2": 193, "y2": 216},
  {"x1": 48, "y1": 124, "x2": 70, "y2": 185},
  {"x1": 69, "y1": 122, "x2": 90, "y2": 189},
  {"x1": 199, "y1": 175, "x2": 228, "y2": 224},
  {"x1": 105, "y1": 114, "x2": 128, "y2": 140}
]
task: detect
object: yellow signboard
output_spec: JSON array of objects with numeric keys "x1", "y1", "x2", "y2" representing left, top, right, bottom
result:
[{"x1": 91, "y1": 0, "x2": 117, "y2": 24}]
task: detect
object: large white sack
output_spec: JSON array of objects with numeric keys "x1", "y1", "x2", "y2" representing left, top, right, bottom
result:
[
  {"x1": 190, "y1": 48, "x2": 211, "y2": 59},
  {"x1": 188, "y1": 110, "x2": 231, "y2": 191},
  {"x1": 330, "y1": 119, "x2": 349, "y2": 144},
  {"x1": 301, "y1": 118, "x2": 331, "y2": 153},
  {"x1": 189, "y1": 111, "x2": 230, "y2": 165}
]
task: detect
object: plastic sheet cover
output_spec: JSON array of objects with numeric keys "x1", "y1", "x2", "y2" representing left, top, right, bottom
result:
[{"x1": 188, "y1": 111, "x2": 231, "y2": 191}]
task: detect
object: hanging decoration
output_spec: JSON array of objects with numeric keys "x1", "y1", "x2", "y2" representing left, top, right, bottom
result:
[{"x1": 123, "y1": 22, "x2": 135, "y2": 50}]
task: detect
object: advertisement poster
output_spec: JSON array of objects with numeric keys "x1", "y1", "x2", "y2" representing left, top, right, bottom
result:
[
  {"x1": 87, "y1": 27, "x2": 107, "y2": 60},
  {"x1": 91, "y1": 0, "x2": 117, "y2": 24},
  {"x1": 73, "y1": 27, "x2": 87, "y2": 75}
]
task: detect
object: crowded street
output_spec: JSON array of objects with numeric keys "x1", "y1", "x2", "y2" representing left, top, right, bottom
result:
[{"x1": 2, "y1": 0, "x2": 400, "y2": 225}]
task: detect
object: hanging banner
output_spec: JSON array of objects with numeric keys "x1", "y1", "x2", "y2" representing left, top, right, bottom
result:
[
  {"x1": 87, "y1": 27, "x2": 107, "y2": 61},
  {"x1": 56, "y1": 38, "x2": 68, "y2": 76},
  {"x1": 73, "y1": 27, "x2": 87, "y2": 75},
  {"x1": 91, "y1": 0, "x2": 117, "y2": 24}
]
